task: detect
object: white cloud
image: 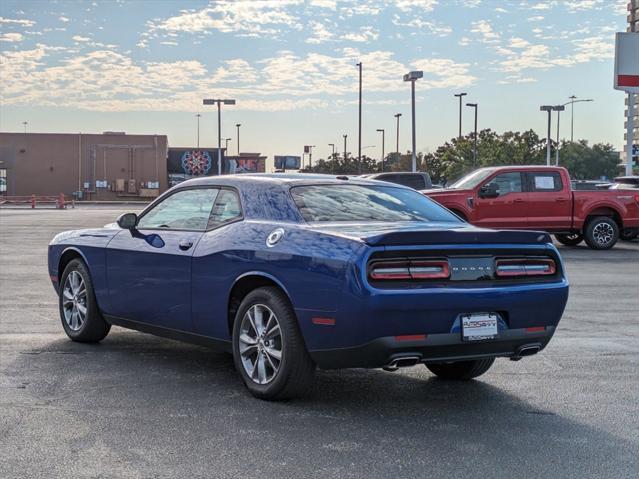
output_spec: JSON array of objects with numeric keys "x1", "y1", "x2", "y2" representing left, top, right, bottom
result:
[
  {"x1": 309, "y1": 0, "x2": 337, "y2": 9},
  {"x1": 1, "y1": 32, "x2": 23, "y2": 42},
  {"x1": 391, "y1": 15, "x2": 452, "y2": 36},
  {"x1": 340, "y1": 26, "x2": 378, "y2": 42},
  {"x1": 59, "y1": 16, "x2": 70, "y2": 22},
  {"x1": 305, "y1": 20, "x2": 334, "y2": 44},
  {"x1": 72, "y1": 35, "x2": 90, "y2": 42},
  {"x1": 471, "y1": 20, "x2": 500, "y2": 43},
  {"x1": 395, "y1": 0, "x2": 438, "y2": 12},
  {"x1": 527, "y1": 16, "x2": 545, "y2": 21},
  {"x1": 412, "y1": 58, "x2": 478, "y2": 89},
  {"x1": 0, "y1": 17, "x2": 35, "y2": 26}
]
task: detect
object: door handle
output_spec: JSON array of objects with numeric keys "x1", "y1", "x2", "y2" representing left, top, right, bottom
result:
[
  {"x1": 513, "y1": 198, "x2": 525, "y2": 203},
  {"x1": 178, "y1": 239, "x2": 194, "y2": 251},
  {"x1": 555, "y1": 197, "x2": 568, "y2": 202}
]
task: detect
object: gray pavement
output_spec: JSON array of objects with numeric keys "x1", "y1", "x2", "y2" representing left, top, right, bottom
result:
[{"x1": 1, "y1": 207, "x2": 638, "y2": 479}]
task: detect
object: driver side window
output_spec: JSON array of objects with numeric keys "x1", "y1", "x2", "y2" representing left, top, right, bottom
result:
[
  {"x1": 137, "y1": 188, "x2": 218, "y2": 230},
  {"x1": 486, "y1": 172, "x2": 523, "y2": 196}
]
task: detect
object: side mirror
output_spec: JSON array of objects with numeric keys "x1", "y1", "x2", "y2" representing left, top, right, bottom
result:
[
  {"x1": 116, "y1": 213, "x2": 138, "y2": 230},
  {"x1": 479, "y1": 183, "x2": 499, "y2": 199}
]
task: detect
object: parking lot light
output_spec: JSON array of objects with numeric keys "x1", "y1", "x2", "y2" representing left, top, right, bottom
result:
[
  {"x1": 403, "y1": 71, "x2": 423, "y2": 172},
  {"x1": 203, "y1": 99, "x2": 236, "y2": 175}
]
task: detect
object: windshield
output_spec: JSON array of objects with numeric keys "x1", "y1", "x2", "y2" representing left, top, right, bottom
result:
[
  {"x1": 448, "y1": 168, "x2": 497, "y2": 189},
  {"x1": 290, "y1": 184, "x2": 461, "y2": 223}
]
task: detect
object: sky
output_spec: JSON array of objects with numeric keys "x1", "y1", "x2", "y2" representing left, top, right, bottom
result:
[{"x1": 0, "y1": 0, "x2": 631, "y2": 170}]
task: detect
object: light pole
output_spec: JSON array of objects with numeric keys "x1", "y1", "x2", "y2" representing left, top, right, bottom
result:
[
  {"x1": 235, "y1": 123, "x2": 241, "y2": 155},
  {"x1": 554, "y1": 105, "x2": 565, "y2": 165},
  {"x1": 376, "y1": 129, "x2": 385, "y2": 172},
  {"x1": 343, "y1": 134, "x2": 347, "y2": 161},
  {"x1": 394, "y1": 113, "x2": 402, "y2": 156},
  {"x1": 454, "y1": 93, "x2": 467, "y2": 139},
  {"x1": 356, "y1": 62, "x2": 362, "y2": 174},
  {"x1": 328, "y1": 143, "x2": 336, "y2": 173},
  {"x1": 466, "y1": 103, "x2": 478, "y2": 168},
  {"x1": 565, "y1": 96, "x2": 593, "y2": 142},
  {"x1": 225, "y1": 137, "x2": 232, "y2": 152},
  {"x1": 203, "y1": 98, "x2": 236, "y2": 176},
  {"x1": 22, "y1": 121, "x2": 27, "y2": 134},
  {"x1": 403, "y1": 71, "x2": 423, "y2": 172},
  {"x1": 195, "y1": 113, "x2": 201, "y2": 148},
  {"x1": 540, "y1": 105, "x2": 553, "y2": 166}
]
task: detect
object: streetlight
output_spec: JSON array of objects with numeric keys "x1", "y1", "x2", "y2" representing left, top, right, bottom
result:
[
  {"x1": 554, "y1": 105, "x2": 565, "y2": 165},
  {"x1": 203, "y1": 98, "x2": 236, "y2": 175},
  {"x1": 394, "y1": 113, "x2": 402, "y2": 156},
  {"x1": 328, "y1": 143, "x2": 336, "y2": 173},
  {"x1": 195, "y1": 113, "x2": 201, "y2": 148},
  {"x1": 235, "y1": 123, "x2": 241, "y2": 155},
  {"x1": 22, "y1": 121, "x2": 27, "y2": 134},
  {"x1": 403, "y1": 71, "x2": 423, "y2": 172},
  {"x1": 356, "y1": 62, "x2": 362, "y2": 174},
  {"x1": 225, "y1": 137, "x2": 232, "y2": 152},
  {"x1": 540, "y1": 105, "x2": 553, "y2": 166},
  {"x1": 564, "y1": 96, "x2": 593, "y2": 142},
  {"x1": 454, "y1": 93, "x2": 467, "y2": 139},
  {"x1": 466, "y1": 103, "x2": 478, "y2": 168},
  {"x1": 376, "y1": 129, "x2": 385, "y2": 172}
]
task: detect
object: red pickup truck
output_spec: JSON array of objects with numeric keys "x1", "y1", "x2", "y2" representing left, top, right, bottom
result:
[{"x1": 423, "y1": 166, "x2": 639, "y2": 249}]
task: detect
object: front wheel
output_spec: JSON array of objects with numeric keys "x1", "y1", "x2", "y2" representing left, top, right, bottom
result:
[
  {"x1": 59, "y1": 259, "x2": 111, "y2": 342},
  {"x1": 583, "y1": 216, "x2": 619, "y2": 250},
  {"x1": 232, "y1": 287, "x2": 316, "y2": 400},
  {"x1": 554, "y1": 233, "x2": 583, "y2": 246},
  {"x1": 426, "y1": 358, "x2": 495, "y2": 380}
]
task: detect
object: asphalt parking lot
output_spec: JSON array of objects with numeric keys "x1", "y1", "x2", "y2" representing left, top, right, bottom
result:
[{"x1": 1, "y1": 207, "x2": 638, "y2": 479}]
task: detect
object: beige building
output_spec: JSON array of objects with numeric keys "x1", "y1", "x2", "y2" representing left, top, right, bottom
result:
[{"x1": 0, "y1": 132, "x2": 168, "y2": 200}]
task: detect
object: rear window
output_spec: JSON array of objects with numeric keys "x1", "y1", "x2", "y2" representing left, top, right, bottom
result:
[
  {"x1": 290, "y1": 184, "x2": 461, "y2": 223},
  {"x1": 377, "y1": 174, "x2": 428, "y2": 190}
]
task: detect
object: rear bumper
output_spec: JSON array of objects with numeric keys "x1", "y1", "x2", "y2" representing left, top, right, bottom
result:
[{"x1": 309, "y1": 326, "x2": 555, "y2": 369}]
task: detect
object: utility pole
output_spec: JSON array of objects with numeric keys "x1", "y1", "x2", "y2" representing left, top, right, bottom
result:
[
  {"x1": 376, "y1": 129, "x2": 385, "y2": 172},
  {"x1": 454, "y1": 93, "x2": 467, "y2": 139},
  {"x1": 540, "y1": 105, "x2": 553, "y2": 166},
  {"x1": 328, "y1": 143, "x2": 335, "y2": 173},
  {"x1": 235, "y1": 123, "x2": 241, "y2": 155},
  {"x1": 466, "y1": 102, "x2": 478, "y2": 168},
  {"x1": 565, "y1": 96, "x2": 593, "y2": 142},
  {"x1": 403, "y1": 71, "x2": 423, "y2": 172},
  {"x1": 394, "y1": 113, "x2": 402, "y2": 157},
  {"x1": 555, "y1": 106, "x2": 565, "y2": 165},
  {"x1": 22, "y1": 121, "x2": 27, "y2": 134},
  {"x1": 195, "y1": 113, "x2": 201, "y2": 148},
  {"x1": 356, "y1": 62, "x2": 362, "y2": 174}
]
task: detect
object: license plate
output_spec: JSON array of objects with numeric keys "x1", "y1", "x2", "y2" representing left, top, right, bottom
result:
[{"x1": 461, "y1": 313, "x2": 498, "y2": 341}]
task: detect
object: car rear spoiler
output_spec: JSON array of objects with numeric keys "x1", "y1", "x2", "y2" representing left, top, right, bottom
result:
[{"x1": 363, "y1": 229, "x2": 552, "y2": 246}]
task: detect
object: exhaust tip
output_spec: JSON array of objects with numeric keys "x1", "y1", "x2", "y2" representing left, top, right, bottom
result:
[
  {"x1": 383, "y1": 355, "x2": 422, "y2": 371},
  {"x1": 511, "y1": 343, "x2": 542, "y2": 360}
]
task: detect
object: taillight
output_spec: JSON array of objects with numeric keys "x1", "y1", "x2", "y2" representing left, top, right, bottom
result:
[
  {"x1": 369, "y1": 259, "x2": 450, "y2": 281},
  {"x1": 495, "y1": 258, "x2": 556, "y2": 277},
  {"x1": 634, "y1": 194, "x2": 639, "y2": 205}
]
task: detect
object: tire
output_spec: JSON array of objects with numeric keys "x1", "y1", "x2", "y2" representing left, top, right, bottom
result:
[
  {"x1": 232, "y1": 286, "x2": 316, "y2": 400},
  {"x1": 583, "y1": 216, "x2": 619, "y2": 250},
  {"x1": 554, "y1": 233, "x2": 584, "y2": 246},
  {"x1": 620, "y1": 230, "x2": 638, "y2": 241},
  {"x1": 426, "y1": 358, "x2": 495, "y2": 380},
  {"x1": 59, "y1": 258, "x2": 111, "y2": 342}
]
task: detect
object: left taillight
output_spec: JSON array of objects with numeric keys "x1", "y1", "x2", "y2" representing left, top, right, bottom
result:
[
  {"x1": 495, "y1": 258, "x2": 556, "y2": 277},
  {"x1": 369, "y1": 259, "x2": 450, "y2": 281}
]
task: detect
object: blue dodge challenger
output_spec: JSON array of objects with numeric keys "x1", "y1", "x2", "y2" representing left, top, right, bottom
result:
[{"x1": 48, "y1": 174, "x2": 569, "y2": 399}]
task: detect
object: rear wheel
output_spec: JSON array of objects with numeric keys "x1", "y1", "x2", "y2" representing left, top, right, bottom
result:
[
  {"x1": 583, "y1": 216, "x2": 619, "y2": 250},
  {"x1": 554, "y1": 233, "x2": 583, "y2": 246},
  {"x1": 426, "y1": 358, "x2": 494, "y2": 380},
  {"x1": 59, "y1": 259, "x2": 111, "y2": 342},
  {"x1": 232, "y1": 286, "x2": 316, "y2": 400}
]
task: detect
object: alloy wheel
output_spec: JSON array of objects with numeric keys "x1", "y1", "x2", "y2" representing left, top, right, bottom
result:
[
  {"x1": 238, "y1": 304, "x2": 282, "y2": 385},
  {"x1": 592, "y1": 222, "x2": 614, "y2": 246},
  {"x1": 62, "y1": 270, "x2": 87, "y2": 331}
]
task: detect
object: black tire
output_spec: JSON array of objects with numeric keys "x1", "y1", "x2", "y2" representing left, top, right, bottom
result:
[
  {"x1": 620, "y1": 230, "x2": 638, "y2": 241},
  {"x1": 59, "y1": 258, "x2": 111, "y2": 342},
  {"x1": 554, "y1": 233, "x2": 584, "y2": 246},
  {"x1": 426, "y1": 358, "x2": 495, "y2": 380},
  {"x1": 232, "y1": 286, "x2": 315, "y2": 400},
  {"x1": 583, "y1": 216, "x2": 619, "y2": 250}
]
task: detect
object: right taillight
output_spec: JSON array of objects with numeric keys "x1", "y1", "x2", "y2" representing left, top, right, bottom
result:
[
  {"x1": 369, "y1": 259, "x2": 450, "y2": 281},
  {"x1": 495, "y1": 258, "x2": 556, "y2": 277}
]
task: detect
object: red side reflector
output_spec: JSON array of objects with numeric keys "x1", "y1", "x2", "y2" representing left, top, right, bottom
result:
[
  {"x1": 395, "y1": 334, "x2": 427, "y2": 342},
  {"x1": 312, "y1": 317, "x2": 336, "y2": 326},
  {"x1": 50, "y1": 275, "x2": 58, "y2": 282},
  {"x1": 526, "y1": 326, "x2": 545, "y2": 333}
]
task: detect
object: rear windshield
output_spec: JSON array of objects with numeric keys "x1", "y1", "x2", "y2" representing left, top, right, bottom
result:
[{"x1": 290, "y1": 184, "x2": 461, "y2": 223}]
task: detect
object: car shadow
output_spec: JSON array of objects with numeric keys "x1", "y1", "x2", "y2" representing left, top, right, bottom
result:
[{"x1": 9, "y1": 329, "x2": 638, "y2": 478}]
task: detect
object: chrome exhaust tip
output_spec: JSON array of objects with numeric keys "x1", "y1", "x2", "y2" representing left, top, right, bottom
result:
[
  {"x1": 383, "y1": 355, "x2": 422, "y2": 372},
  {"x1": 510, "y1": 343, "x2": 542, "y2": 361}
]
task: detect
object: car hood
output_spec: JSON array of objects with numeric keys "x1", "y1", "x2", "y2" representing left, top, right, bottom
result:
[
  {"x1": 304, "y1": 222, "x2": 551, "y2": 246},
  {"x1": 421, "y1": 188, "x2": 470, "y2": 197}
]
